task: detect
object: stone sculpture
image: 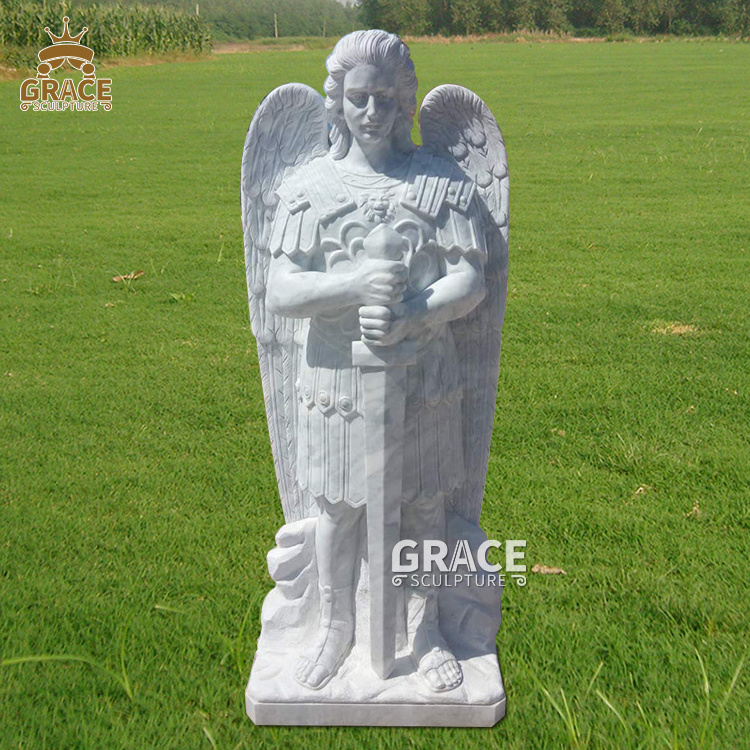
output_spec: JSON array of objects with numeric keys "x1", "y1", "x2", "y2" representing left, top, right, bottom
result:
[{"x1": 242, "y1": 29, "x2": 509, "y2": 726}]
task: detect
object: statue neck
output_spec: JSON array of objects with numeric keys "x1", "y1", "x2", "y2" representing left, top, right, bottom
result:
[{"x1": 343, "y1": 137, "x2": 402, "y2": 175}]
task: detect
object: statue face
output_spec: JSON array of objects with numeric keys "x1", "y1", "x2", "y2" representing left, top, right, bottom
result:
[{"x1": 342, "y1": 64, "x2": 398, "y2": 148}]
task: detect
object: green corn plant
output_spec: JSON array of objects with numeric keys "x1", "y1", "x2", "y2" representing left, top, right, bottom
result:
[{"x1": 0, "y1": 0, "x2": 212, "y2": 59}]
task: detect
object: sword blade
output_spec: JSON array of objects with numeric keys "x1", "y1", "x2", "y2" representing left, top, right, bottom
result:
[{"x1": 352, "y1": 339, "x2": 416, "y2": 681}]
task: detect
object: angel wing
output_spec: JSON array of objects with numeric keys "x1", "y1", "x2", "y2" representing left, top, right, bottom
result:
[
  {"x1": 241, "y1": 83, "x2": 328, "y2": 523},
  {"x1": 419, "y1": 85, "x2": 510, "y2": 525}
]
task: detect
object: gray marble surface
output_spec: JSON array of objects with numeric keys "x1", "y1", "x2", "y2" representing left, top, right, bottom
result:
[
  {"x1": 241, "y1": 28, "x2": 509, "y2": 725},
  {"x1": 246, "y1": 513, "x2": 505, "y2": 726}
]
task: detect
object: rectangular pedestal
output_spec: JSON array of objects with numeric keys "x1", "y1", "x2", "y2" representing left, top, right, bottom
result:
[
  {"x1": 247, "y1": 690, "x2": 506, "y2": 727},
  {"x1": 246, "y1": 512, "x2": 506, "y2": 729}
]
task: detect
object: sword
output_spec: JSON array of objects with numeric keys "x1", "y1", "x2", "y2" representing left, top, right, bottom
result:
[{"x1": 351, "y1": 225, "x2": 415, "y2": 680}]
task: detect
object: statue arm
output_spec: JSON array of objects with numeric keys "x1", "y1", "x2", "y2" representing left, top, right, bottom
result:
[
  {"x1": 358, "y1": 251, "x2": 484, "y2": 347},
  {"x1": 399, "y1": 193, "x2": 489, "y2": 328},
  {"x1": 402, "y1": 251, "x2": 485, "y2": 328},
  {"x1": 266, "y1": 252, "x2": 408, "y2": 318},
  {"x1": 265, "y1": 252, "x2": 362, "y2": 318},
  {"x1": 357, "y1": 204, "x2": 486, "y2": 347}
]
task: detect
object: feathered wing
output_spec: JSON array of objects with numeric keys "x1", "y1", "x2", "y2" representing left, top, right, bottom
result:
[
  {"x1": 241, "y1": 83, "x2": 328, "y2": 523},
  {"x1": 419, "y1": 85, "x2": 510, "y2": 525}
]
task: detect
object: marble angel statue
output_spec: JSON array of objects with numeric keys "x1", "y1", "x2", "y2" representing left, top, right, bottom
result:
[{"x1": 242, "y1": 29, "x2": 510, "y2": 725}]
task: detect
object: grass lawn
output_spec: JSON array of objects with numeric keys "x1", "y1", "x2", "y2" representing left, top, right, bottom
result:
[{"x1": 1, "y1": 38, "x2": 749, "y2": 749}]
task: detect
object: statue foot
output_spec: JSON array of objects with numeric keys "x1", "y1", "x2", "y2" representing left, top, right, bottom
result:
[
  {"x1": 407, "y1": 588, "x2": 463, "y2": 692},
  {"x1": 412, "y1": 625, "x2": 463, "y2": 692},
  {"x1": 294, "y1": 585, "x2": 354, "y2": 690},
  {"x1": 294, "y1": 622, "x2": 354, "y2": 689}
]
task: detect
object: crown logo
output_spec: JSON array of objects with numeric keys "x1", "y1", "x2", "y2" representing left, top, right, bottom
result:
[
  {"x1": 37, "y1": 16, "x2": 95, "y2": 76},
  {"x1": 44, "y1": 16, "x2": 88, "y2": 45}
]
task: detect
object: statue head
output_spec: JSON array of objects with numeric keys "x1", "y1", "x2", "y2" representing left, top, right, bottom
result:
[{"x1": 325, "y1": 30, "x2": 418, "y2": 160}]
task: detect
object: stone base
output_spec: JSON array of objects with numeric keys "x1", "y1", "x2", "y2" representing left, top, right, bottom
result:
[
  {"x1": 245, "y1": 513, "x2": 506, "y2": 727},
  {"x1": 247, "y1": 632, "x2": 506, "y2": 727},
  {"x1": 247, "y1": 686, "x2": 505, "y2": 727},
  {"x1": 246, "y1": 605, "x2": 506, "y2": 727}
]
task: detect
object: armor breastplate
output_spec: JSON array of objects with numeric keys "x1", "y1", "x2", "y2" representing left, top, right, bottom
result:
[
  {"x1": 270, "y1": 149, "x2": 480, "y2": 351},
  {"x1": 312, "y1": 163, "x2": 444, "y2": 347}
]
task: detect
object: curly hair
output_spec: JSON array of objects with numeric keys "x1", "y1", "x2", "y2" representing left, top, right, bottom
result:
[{"x1": 324, "y1": 29, "x2": 418, "y2": 160}]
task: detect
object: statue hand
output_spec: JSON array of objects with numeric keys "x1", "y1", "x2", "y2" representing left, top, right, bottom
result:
[
  {"x1": 359, "y1": 303, "x2": 411, "y2": 347},
  {"x1": 352, "y1": 259, "x2": 407, "y2": 305}
]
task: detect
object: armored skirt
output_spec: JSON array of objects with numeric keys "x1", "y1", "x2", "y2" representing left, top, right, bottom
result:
[{"x1": 295, "y1": 319, "x2": 465, "y2": 507}]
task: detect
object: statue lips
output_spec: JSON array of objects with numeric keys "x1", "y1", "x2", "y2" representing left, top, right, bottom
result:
[{"x1": 361, "y1": 121, "x2": 387, "y2": 139}]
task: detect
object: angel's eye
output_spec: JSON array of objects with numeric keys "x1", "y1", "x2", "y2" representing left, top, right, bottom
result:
[
  {"x1": 348, "y1": 93, "x2": 368, "y2": 107},
  {"x1": 375, "y1": 93, "x2": 393, "y2": 104}
]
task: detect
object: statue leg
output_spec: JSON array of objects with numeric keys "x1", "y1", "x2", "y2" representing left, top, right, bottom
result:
[
  {"x1": 294, "y1": 497, "x2": 363, "y2": 690},
  {"x1": 401, "y1": 492, "x2": 463, "y2": 692}
]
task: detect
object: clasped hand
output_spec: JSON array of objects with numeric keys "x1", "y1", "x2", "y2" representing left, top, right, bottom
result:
[{"x1": 352, "y1": 258, "x2": 412, "y2": 347}]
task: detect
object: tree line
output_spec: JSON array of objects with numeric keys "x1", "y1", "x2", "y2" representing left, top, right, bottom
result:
[
  {"x1": 2, "y1": 0, "x2": 747, "y2": 60},
  {"x1": 194, "y1": 0, "x2": 359, "y2": 41},
  {"x1": 360, "y1": 0, "x2": 750, "y2": 35}
]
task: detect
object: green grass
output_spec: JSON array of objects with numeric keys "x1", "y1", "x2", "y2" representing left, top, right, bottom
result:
[{"x1": 1, "y1": 39, "x2": 749, "y2": 748}]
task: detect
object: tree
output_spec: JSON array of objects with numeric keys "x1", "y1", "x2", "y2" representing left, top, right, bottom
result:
[
  {"x1": 361, "y1": 0, "x2": 431, "y2": 34},
  {"x1": 718, "y1": 0, "x2": 750, "y2": 33},
  {"x1": 598, "y1": 0, "x2": 628, "y2": 32},
  {"x1": 628, "y1": 0, "x2": 660, "y2": 32},
  {"x1": 452, "y1": 0, "x2": 484, "y2": 33}
]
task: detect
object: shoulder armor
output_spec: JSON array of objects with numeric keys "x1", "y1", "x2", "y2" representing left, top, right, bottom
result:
[
  {"x1": 401, "y1": 148, "x2": 476, "y2": 220},
  {"x1": 276, "y1": 156, "x2": 357, "y2": 225}
]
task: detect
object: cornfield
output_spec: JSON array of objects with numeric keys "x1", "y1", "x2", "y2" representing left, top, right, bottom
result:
[{"x1": 0, "y1": 0, "x2": 212, "y2": 59}]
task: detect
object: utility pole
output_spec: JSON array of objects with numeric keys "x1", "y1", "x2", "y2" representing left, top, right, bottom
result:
[{"x1": 274, "y1": 12, "x2": 278, "y2": 38}]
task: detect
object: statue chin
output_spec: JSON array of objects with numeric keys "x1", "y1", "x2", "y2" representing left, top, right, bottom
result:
[{"x1": 241, "y1": 28, "x2": 510, "y2": 727}]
